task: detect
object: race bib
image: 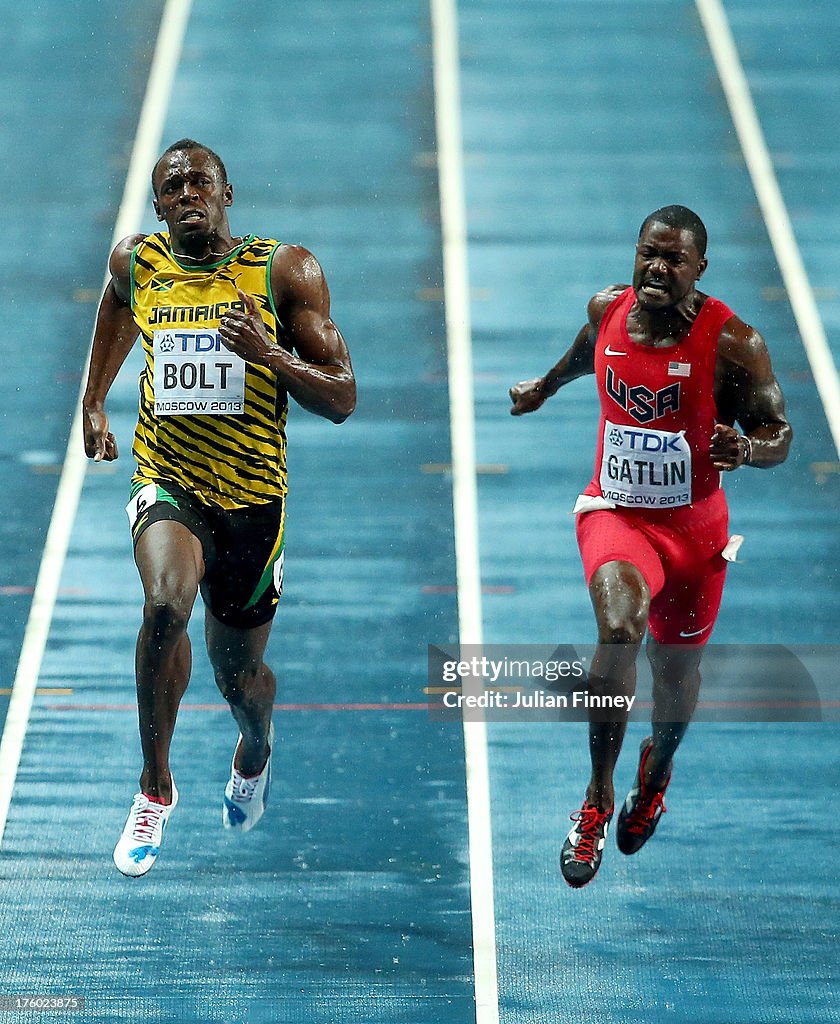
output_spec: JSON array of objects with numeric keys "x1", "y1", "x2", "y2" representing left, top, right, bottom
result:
[
  {"x1": 599, "y1": 419, "x2": 692, "y2": 508},
  {"x1": 125, "y1": 483, "x2": 165, "y2": 529},
  {"x1": 152, "y1": 329, "x2": 246, "y2": 416}
]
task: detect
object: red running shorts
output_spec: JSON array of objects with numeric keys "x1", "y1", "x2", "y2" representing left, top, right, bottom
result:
[{"x1": 575, "y1": 488, "x2": 729, "y2": 645}]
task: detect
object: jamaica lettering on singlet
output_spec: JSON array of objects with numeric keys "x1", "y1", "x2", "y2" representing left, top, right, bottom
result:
[{"x1": 130, "y1": 233, "x2": 288, "y2": 509}]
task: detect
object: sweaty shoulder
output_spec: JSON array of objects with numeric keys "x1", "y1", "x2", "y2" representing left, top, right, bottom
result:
[
  {"x1": 588, "y1": 283, "x2": 630, "y2": 329},
  {"x1": 110, "y1": 233, "x2": 147, "y2": 302},
  {"x1": 269, "y1": 243, "x2": 328, "y2": 308},
  {"x1": 270, "y1": 243, "x2": 323, "y2": 284},
  {"x1": 716, "y1": 313, "x2": 767, "y2": 370}
]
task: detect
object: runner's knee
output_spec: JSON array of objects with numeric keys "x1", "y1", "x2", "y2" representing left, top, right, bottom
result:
[
  {"x1": 589, "y1": 562, "x2": 649, "y2": 645},
  {"x1": 596, "y1": 617, "x2": 646, "y2": 647},
  {"x1": 214, "y1": 661, "x2": 270, "y2": 704},
  {"x1": 141, "y1": 587, "x2": 195, "y2": 638},
  {"x1": 647, "y1": 637, "x2": 703, "y2": 681},
  {"x1": 215, "y1": 662, "x2": 257, "y2": 696}
]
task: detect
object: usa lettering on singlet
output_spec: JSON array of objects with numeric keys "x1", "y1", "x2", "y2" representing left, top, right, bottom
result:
[{"x1": 129, "y1": 233, "x2": 289, "y2": 509}]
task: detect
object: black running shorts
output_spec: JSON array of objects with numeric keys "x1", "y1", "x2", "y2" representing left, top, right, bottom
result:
[{"x1": 126, "y1": 479, "x2": 285, "y2": 629}]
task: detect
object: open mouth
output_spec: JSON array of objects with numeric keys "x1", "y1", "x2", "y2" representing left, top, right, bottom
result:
[
  {"x1": 641, "y1": 280, "x2": 669, "y2": 296},
  {"x1": 178, "y1": 209, "x2": 205, "y2": 224}
]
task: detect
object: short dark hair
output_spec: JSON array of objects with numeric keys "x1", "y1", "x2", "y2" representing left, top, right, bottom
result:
[
  {"x1": 639, "y1": 205, "x2": 707, "y2": 258},
  {"x1": 151, "y1": 139, "x2": 228, "y2": 197}
]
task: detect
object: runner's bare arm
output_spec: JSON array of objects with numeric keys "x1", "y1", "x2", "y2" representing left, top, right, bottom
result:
[
  {"x1": 82, "y1": 235, "x2": 144, "y2": 461},
  {"x1": 509, "y1": 285, "x2": 625, "y2": 416},
  {"x1": 711, "y1": 317, "x2": 792, "y2": 470},
  {"x1": 217, "y1": 244, "x2": 356, "y2": 424}
]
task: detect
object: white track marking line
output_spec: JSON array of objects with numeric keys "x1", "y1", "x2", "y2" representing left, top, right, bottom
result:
[
  {"x1": 430, "y1": 1, "x2": 500, "y2": 1021},
  {"x1": 697, "y1": 0, "x2": 840, "y2": 458},
  {"x1": 0, "y1": 0, "x2": 193, "y2": 847}
]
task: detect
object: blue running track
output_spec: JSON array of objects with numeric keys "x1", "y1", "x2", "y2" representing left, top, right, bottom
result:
[
  {"x1": 1, "y1": 2, "x2": 838, "y2": 1023},
  {"x1": 463, "y1": 3, "x2": 840, "y2": 1023}
]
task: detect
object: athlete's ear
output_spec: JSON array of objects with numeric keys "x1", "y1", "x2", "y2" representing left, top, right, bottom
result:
[
  {"x1": 696, "y1": 257, "x2": 708, "y2": 280},
  {"x1": 224, "y1": 183, "x2": 234, "y2": 208},
  {"x1": 153, "y1": 199, "x2": 164, "y2": 222}
]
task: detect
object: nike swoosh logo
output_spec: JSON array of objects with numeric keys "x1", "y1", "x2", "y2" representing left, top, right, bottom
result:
[
  {"x1": 604, "y1": 346, "x2": 627, "y2": 356},
  {"x1": 679, "y1": 624, "x2": 712, "y2": 638}
]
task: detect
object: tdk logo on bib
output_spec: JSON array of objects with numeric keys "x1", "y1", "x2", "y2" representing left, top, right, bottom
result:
[
  {"x1": 608, "y1": 427, "x2": 684, "y2": 453},
  {"x1": 606, "y1": 367, "x2": 681, "y2": 424},
  {"x1": 158, "y1": 331, "x2": 224, "y2": 353},
  {"x1": 152, "y1": 329, "x2": 246, "y2": 416},
  {"x1": 600, "y1": 419, "x2": 692, "y2": 507}
]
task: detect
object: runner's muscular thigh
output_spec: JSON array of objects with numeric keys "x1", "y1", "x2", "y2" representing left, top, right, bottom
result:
[{"x1": 135, "y1": 519, "x2": 205, "y2": 617}]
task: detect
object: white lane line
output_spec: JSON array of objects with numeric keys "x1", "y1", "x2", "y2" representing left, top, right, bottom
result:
[
  {"x1": 430, "y1": 1, "x2": 500, "y2": 1022},
  {"x1": 696, "y1": 0, "x2": 840, "y2": 458},
  {"x1": 0, "y1": 0, "x2": 193, "y2": 847}
]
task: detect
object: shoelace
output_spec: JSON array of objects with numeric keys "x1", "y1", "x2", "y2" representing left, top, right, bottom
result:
[
  {"x1": 230, "y1": 771, "x2": 260, "y2": 802},
  {"x1": 624, "y1": 788, "x2": 667, "y2": 835},
  {"x1": 569, "y1": 806, "x2": 610, "y2": 862},
  {"x1": 129, "y1": 796, "x2": 167, "y2": 843}
]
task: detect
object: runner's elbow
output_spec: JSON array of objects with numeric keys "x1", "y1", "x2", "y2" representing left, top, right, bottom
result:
[{"x1": 330, "y1": 383, "x2": 356, "y2": 423}]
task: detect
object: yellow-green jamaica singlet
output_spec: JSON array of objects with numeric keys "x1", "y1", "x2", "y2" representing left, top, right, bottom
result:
[{"x1": 130, "y1": 233, "x2": 288, "y2": 509}]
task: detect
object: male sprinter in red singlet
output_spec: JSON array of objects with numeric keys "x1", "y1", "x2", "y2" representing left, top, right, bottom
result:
[
  {"x1": 510, "y1": 206, "x2": 791, "y2": 888},
  {"x1": 82, "y1": 139, "x2": 356, "y2": 876}
]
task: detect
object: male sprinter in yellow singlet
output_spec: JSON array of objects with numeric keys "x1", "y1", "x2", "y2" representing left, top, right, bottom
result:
[{"x1": 82, "y1": 139, "x2": 356, "y2": 876}]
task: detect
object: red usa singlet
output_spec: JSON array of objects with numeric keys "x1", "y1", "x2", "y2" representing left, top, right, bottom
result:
[{"x1": 584, "y1": 286, "x2": 734, "y2": 509}]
